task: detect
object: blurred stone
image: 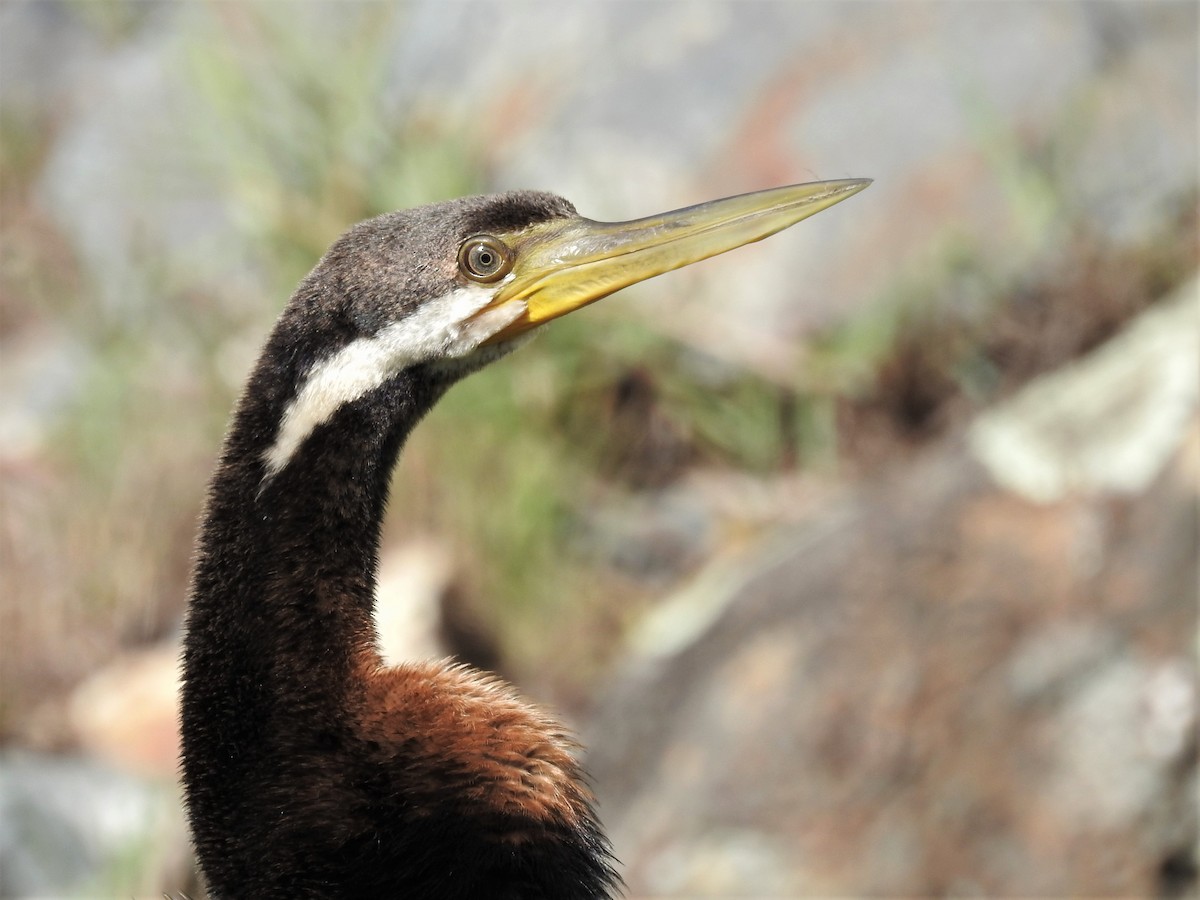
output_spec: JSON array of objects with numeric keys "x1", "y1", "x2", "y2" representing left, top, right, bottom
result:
[
  {"x1": 587, "y1": 294, "x2": 1199, "y2": 896},
  {"x1": 65, "y1": 643, "x2": 181, "y2": 780},
  {"x1": 374, "y1": 538, "x2": 455, "y2": 666},
  {"x1": 33, "y1": 5, "x2": 233, "y2": 316},
  {"x1": 0, "y1": 1, "x2": 107, "y2": 120},
  {"x1": 0, "y1": 327, "x2": 90, "y2": 463},
  {"x1": 1043, "y1": 657, "x2": 1190, "y2": 832},
  {"x1": 1005, "y1": 617, "x2": 1118, "y2": 701},
  {"x1": 576, "y1": 486, "x2": 716, "y2": 584},
  {"x1": 970, "y1": 276, "x2": 1199, "y2": 503},
  {"x1": 0, "y1": 750, "x2": 188, "y2": 897}
]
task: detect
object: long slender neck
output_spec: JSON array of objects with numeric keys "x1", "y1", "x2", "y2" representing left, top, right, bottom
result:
[
  {"x1": 188, "y1": 357, "x2": 446, "y2": 687},
  {"x1": 180, "y1": 335, "x2": 452, "y2": 887}
]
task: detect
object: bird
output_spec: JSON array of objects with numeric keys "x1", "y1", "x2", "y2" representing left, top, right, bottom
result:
[{"x1": 180, "y1": 178, "x2": 870, "y2": 899}]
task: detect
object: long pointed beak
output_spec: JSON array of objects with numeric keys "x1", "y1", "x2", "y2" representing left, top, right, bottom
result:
[{"x1": 483, "y1": 178, "x2": 870, "y2": 344}]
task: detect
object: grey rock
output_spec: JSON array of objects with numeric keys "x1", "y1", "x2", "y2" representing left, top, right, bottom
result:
[
  {"x1": 588, "y1": 296, "x2": 1199, "y2": 895},
  {"x1": 0, "y1": 750, "x2": 179, "y2": 897}
]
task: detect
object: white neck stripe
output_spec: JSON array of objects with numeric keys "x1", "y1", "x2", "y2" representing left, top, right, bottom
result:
[{"x1": 261, "y1": 285, "x2": 505, "y2": 478}]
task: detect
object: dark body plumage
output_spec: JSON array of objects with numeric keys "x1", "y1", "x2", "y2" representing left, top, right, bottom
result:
[{"x1": 181, "y1": 192, "x2": 619, "y2": 898}]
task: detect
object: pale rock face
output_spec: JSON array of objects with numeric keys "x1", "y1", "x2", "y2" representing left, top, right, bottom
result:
[{"x1": 970, "y1": 278, "x2": 1200, "y2": 503}]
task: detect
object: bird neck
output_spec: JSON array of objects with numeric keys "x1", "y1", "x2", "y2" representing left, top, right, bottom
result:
[{"x1": 188, "y1": 358, "x2": 448, "y2": 694}]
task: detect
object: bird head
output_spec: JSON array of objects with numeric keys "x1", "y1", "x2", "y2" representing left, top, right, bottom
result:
[
  {"x1": 464, "y1": 179, "x2": 871, "y2": 349},
  {"x1": 314, "y1": 179, "x2": 870, "y2": 365},
  {"x1": 261, "y1": 180, "x2": 869, "y2": 476}
]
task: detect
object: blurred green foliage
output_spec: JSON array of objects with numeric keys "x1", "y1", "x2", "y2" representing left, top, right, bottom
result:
[{"x1": 184, "y1": 2, "x2": 482, "y2": 292}]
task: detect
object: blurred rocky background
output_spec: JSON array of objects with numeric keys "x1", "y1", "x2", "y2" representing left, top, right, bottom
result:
[{"x1": 1, "y1": 1, "x2": 1196, "y2": 896}]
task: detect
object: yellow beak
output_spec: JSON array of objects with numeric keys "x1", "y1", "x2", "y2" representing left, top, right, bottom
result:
[{"x1": 482, "y1": 178, "x2": 870, "y2": 344}]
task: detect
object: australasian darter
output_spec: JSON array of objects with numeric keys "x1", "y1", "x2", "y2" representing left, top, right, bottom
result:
[{"x1": 180, "y1": 178, "x2": 870, "y2": 898}]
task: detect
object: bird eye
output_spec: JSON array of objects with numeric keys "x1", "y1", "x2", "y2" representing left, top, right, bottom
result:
[{"x1": 458, "y1": 235, "x2": 513, "y2": 283}]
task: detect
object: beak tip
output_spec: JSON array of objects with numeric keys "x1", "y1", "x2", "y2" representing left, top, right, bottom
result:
[{"x1": 824, "y1": 177, "x2": 872, "y2": 206}]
